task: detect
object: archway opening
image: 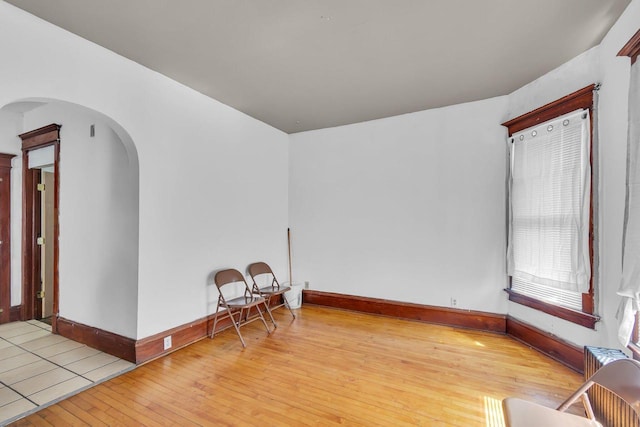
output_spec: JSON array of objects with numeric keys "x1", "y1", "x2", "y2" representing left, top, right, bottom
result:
[{"x1": 0, "y1": 98, "x2": 140, "y2": 340}]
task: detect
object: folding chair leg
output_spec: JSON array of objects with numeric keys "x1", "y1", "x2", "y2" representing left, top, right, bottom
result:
[
  {"x1": 282, "y1": 295, "x2": 296, "y2": 320},
  {"x1": 211, "y1": 306, "x2": 221, "y2": 339},
  {"x1": 256, "y1": 304, "x2": 272, "y2": 335},
  {"x1": 580, "y1": 393, "x2": 595, "y2": 420},
  {"x1": 230, "y1": 308, "x2": 247, "y2": 348},
  {"x1": 264, "y1": 297, "x2": 278, "y2": 328}
]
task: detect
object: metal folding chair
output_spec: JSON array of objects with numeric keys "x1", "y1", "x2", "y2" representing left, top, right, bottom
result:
[
  {"x1": 211, "y1": 268, "x2": 275, "y2": 347},
  {"x1": 248, "y1": 262, "x2": 296, "y2": 327},
  {"x1": 502, "y1": 358, "x2": 640, "y2": 426}
]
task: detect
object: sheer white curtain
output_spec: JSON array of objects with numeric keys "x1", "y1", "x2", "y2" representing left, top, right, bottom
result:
[
  {"x1": 508, "y1": 109, "x2": 591, "y2": 294},
  {"x1": 618, "y1": 63, "x2": 640, "y2": 346}
]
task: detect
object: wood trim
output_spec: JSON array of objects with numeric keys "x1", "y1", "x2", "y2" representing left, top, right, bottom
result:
[
  {"x1": 630, "y1": 313, "x2": 640, "y2": 360},
  {"x1": 135, "y1": 315, "x2": 229, "y2": 364},
  {"x1": 135, "y1": 297, "x2": 285, "y2": 364},
  {"x1": 629, "y1": 342, "x2": 640, "y2": 361},
  {"x1": 505, "y1": 289, "x2": 599, "y2": 329},
  {"x1": 0, "y1": 153, "x2": 15, "y2": 168},
  {"x1": 55, "y1": 299, "x2": 282, "y2": 365},
  {"x1": 618, "y1": 29, "x2": 640, "y2": 64},
  {"x1": 10, "y1": 305, "x2": 21, "y2": 322},
  {"x1": 581, "y1": 292, "x2": 594, "y2": 314},
  {"x1": 53, "y1": 292, "x2": 587, "y2": 374},
  {"x1": 135, "y1": 290, "x2": 507, "y2": 364},
  {"x1": 135, "y1": 320, "x2": 207, "y2": 365},
  {"x1": 21, "y1": 167, "x2": 39, "y2": 321},
  {"x1": 507, "y1": 316, "x2": 583, "y2": 373},
  {"x1": 501, "y1": 84, "x2": 595, "y2": 135},
  {"x1": 303, "y1": 291, "x2": 584, "y2": 371},
  {"x1": 302, "y1": 290, "x2": 507, "y2": 332},
  {"x1": 57, "y1": 314, "x2": 234, "y2": 365},
  {"x1": 18, "y1": 124, "x2": 60, "y2": 151},
  {"x1": 20, "y1": 124, "x2": 61, "y2": 332},
  {"x1": 51, "y1": 141, "x2": 60, "y2": 333},
  {"x1": 57, "y1": 317, "x2": 136, "y2": 363},
  {"x1": 0, "y1": 154, "x2": 15, "y2": 324},
  {"x1": 135, "y1": 291, "x2": 585, "y2": 375}
]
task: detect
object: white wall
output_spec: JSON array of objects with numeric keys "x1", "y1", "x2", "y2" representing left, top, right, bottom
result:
[
  {"x1": 289, "y1": 0, "x2": 640, "y2": 353},
  {"x1": 290, "y1": 97, "x2": 509, "y2": 313},
  {"x1": 2, "y1": 0, "x2": 638, "y2": 350},
  {"x1": 597, "y1": 0, "x2": 640, "y2": 352},
  {"x1": 504, "y1": 0, "x2": 640, "y2": 349},
  {"x1": 0, "y1": 2, "x2": 290, "y2": 339}
]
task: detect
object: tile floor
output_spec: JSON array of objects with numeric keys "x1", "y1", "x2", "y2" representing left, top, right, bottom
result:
[{"x1": 0, "y1": 320, "x2": 135, "y2": 425}]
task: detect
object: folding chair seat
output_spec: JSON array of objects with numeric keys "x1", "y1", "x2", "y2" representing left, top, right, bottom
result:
[
  {"x1": 502, "y1": 358, "x2": 640, "y2": 426},
  {"x1": 211, "y1": 268, "x2": 276, "y2": 348},
  {"x1": 248, "y1": 262, "x2": 296, "y2": 327}
]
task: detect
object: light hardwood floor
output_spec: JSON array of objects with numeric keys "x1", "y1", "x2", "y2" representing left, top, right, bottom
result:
[{"x1": 11, "y1": 305, "x2": 582, "y2": 426}]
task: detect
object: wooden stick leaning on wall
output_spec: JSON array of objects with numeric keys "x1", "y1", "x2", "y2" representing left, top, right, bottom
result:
[{"x1": 288, "y1": 228, "x2": 293, "y2": 285}]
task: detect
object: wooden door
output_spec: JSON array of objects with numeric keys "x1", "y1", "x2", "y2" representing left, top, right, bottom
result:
[{"x1": 0, "y1": 153, "x2": 15, "y2": 324}]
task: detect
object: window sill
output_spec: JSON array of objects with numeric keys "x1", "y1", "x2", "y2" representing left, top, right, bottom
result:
[{"x1": 504, "y1": 289, "x2": 599, "y2": 329}]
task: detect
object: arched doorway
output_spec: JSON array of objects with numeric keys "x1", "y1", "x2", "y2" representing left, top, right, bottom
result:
[{"x1": 0, "y1": 99, "x2": 140, "y2": 342}]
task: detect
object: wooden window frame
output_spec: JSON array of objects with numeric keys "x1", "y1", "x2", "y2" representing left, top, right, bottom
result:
[
  {"x1": 618, "y1": 28, "x2": 640, "y2": 64},
  {"x1": 502, "y1": 85, "x2": 599, "y2": 329},
  {"x1": 630, "y1": 315, "x2": 640, "y2": 361}
]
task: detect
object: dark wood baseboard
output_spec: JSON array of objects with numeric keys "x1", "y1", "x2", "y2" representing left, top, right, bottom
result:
[
  {"x1": 302, "y1": 290, "x2": 507, "y2": 332},
  {"x1": 303, "y1": 290, "x2": 584, "y2": 373},
  {"x1": 55, "y1": 297, "x2": 284, "y2": 365},
  {"x1": 55, "y1": 295, "x2": 582, "y2": 374},
  {"x1": 57, "y1": 317, "x2": 136, "y2": 363},
  {"x1": 506, "y1": 316, "x2": 583, "y2": 373},
  {"x1": 135, "y1": 297, "x2": 283, "y2": 364},
  {"x1": 135, "y1": 314, "x2": 234, "y2": 364},
  {"x1": 55, "y1": 314, "x2": 234, "y2": 365},
  {"x1": 10, "y1": 305, "x2": 21, "y2": 322}
]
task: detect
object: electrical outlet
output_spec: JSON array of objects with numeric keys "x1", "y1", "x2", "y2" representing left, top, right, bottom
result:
[
  {"x1": 304, "y1": 281, "x2": 310, "y2": 289},
  {"x1": 163, "y1": 335, "x2": 172, "y2": 350},
  {"x1": 450, "y1": 298, "x2": 457, "y2": 307}
]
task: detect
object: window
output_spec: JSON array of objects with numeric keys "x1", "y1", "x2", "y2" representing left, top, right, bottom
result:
[
  {"x1": 509, "y1": 109, "x2": 590, "y2": 309},
  {"x1": 502, "y1": 85, "x2": 598, "y2": 329}
]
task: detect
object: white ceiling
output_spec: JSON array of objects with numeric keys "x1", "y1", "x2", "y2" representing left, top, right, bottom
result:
[{"x1": 5, "y1": 0, "x2": 631, "y2": 133}]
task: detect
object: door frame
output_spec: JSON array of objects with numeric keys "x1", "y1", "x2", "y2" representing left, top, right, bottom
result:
[
  {"x1": 20, "y1": 124, "x2": 61, "y2": 332},
  {"x1": 0, "y1": 153, "x2": 15, "y2": 324}
]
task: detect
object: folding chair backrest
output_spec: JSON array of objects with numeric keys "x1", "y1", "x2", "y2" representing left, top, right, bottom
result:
[
  {"x1": 557, "y1": 358, "x2": 640, "y2": 416},
  {"x1": 215, "y1": 268, "x2": 245, "y2": 287},
  {"x1": 248, "y1": 262, "x2": 280, "y2": 287},
  {"x1": 248, "y1": 262, "x2": 272, "y2": 277},
  {"x1": 247, "y1": 262, "x2": 295, "y2": 321},
  {"x1": 589, "y1": 358, "x2": 640, "y2": 414},
  {"x1": 214, "y1": 268, "x2": 252, "y2": 297}
]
